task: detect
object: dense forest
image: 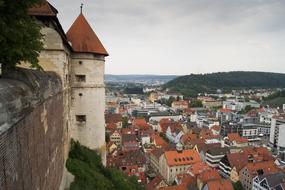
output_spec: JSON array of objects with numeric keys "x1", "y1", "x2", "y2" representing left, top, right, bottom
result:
[
  {"x1": 66, "y1": 141, "x2": 145, "y2": 190},
  {"x1": 164, "y1": 71, "x2": 285, "y2": 97}
]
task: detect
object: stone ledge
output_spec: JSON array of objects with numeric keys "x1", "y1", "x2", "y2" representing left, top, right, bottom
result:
[{"x1": 0, "y1": 67, "x2": 62, "y2": 134}]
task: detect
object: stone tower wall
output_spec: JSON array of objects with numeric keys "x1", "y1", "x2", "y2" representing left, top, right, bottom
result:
[{"x1": 70, "y1": 53, "x2": 106, "y2": 160}]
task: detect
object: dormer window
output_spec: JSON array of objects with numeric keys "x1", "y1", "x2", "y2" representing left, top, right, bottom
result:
[{"x1": 75, "y1": 75, "x2": 86, "y2": 82}]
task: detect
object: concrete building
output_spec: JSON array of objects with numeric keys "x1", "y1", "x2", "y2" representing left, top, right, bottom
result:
[
  {"x1": 206, "y1": 147, "x2": 229, "y2": 168},
  {"x1": 269, "y1": 116, "x2": 285, "y2": 160}
]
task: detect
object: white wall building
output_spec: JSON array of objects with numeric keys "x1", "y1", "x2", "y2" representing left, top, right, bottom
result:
[{"x1": 270, "y1": 116, "x2": 285, "y2": 160}]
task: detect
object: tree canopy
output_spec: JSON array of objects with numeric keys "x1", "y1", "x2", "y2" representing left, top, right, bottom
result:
[
  {"x1": 164, "y1": 72, "x2": 285, "y2": 97},
  {"x1": 66, "y1": 140, "x2": 145, "y2": 190},
  {"x1": 0, "y1": 0, "x2": 43, "y2": 69}
]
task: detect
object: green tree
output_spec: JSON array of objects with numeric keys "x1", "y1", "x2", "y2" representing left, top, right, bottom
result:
[
  {"x1": 190, "y1": 99, "x2": 203, "y2": 107},
  {"x1": 66, "y1": 140, "x2": 145, "y2": 190},
  {"x1": 244, "y1": 105, "x2": 252, "y2": 113},
  {"x1": 232, "y1": 181, "x2": 243, "y2": 190},
  {"x1": 0, "y1": 0, "x2": 43, "y2": 69},
  {"x1": 122, "y1": 116, "x2": 129, "y2": 128},
  {"x1": 167, "y1": 96, "x2": 175, "y2": 107}
]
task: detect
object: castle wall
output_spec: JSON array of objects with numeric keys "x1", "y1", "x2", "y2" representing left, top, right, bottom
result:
[
  {"x1": 0, "y1": 69, "x2": 64, "y2": 190},
  {"x1": 70, "y1": 53, "x2": 106, "y2": 160}
]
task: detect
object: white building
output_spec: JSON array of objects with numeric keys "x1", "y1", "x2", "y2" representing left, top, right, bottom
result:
[
  {"x1": 269, "y1": 116, "x2": 285, "y2": 160},
  {"x1": 223, "y1": 99, "x2": 260, "y2": 111}
]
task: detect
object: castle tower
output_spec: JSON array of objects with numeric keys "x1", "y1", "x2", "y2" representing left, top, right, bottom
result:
[{"x1": 66, "y1": 11, "x2": 108, "y2": 155}]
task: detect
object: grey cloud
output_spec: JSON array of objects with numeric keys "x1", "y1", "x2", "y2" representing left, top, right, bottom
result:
[{"x1": 49, "y1": 0, "x2": 285, "y2": 75}]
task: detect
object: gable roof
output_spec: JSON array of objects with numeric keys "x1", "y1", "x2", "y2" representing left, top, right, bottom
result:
[
  {"x1": 66, "y1": 13, "x2": 108, "y2": 56},
  {"x1": 206, "y1": 179, "x2": 234, "y2": 190},
  {"x1": 105, "y1": 113, "x2": 123, "y2": 124},
  {"x1": 146, "y1": 175, "x2": 166, "y2": 190},
  {"x1": 244, "y1": 160, "x2": 279, "y2": 178},
  {"x1": 227, "y1": 133, "x2": 248, "y2": 143},
  {"x1": 187, "y1": 162, "x2": 211, "y2": 177},
  {"x1": 164, "y1": 149, "x2": 201, "y2": 167},
  {"x1": 197, "y1": 169, "x2": 221, "y2": 184}
]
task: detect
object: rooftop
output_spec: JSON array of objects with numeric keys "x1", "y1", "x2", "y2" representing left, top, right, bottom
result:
[
  {"x1": 164, "y1": 149, "x2": 201, "y2": 167},
  {"x1": 66, "y1": 13, "x2": 108, "y2": 55}
]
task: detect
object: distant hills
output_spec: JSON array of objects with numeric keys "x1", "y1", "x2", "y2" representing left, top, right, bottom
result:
[
  {"x1": 164, "y1": 71, "x2": 285, "y2": 97},
  {"x1": 105, "y1": 74, "x2": 178, "y2": 85}
]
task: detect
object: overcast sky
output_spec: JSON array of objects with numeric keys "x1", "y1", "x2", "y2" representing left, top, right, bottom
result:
[{"x1": 49, "y1": 0, "x2": 285, "y2": 75}]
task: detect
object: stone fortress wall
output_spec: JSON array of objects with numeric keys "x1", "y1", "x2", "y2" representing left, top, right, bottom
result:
[{"x1": 0, "y1": 68, "x2": 65, "y2": 190}]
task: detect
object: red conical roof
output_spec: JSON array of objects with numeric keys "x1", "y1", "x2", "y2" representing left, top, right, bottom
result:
[{"x1": 66, "y1": 13, "x2": 108, "y2": 56}]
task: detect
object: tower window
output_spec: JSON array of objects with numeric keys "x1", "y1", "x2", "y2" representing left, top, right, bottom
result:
[
  {"x1": 79, "y1": 93, "x2": 83, "y2": 96},
  {"x1": 75, "y1": 75, "x2": 86, "y2": 82},
  {"x1": 79, "y1": 61, "x2": 83, "y2": 65},
  {"x1": 76, "y1": 115, "x2": 86, "y2": 123}
]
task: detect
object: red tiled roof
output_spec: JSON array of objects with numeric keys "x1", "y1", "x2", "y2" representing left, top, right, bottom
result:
[
  {"x1": 28, "y1": 1, "x2": 58, "y2": 16},
  {"x1": 133, "y1": 118, "x2": 147, "y2": 126},
  {"x1": 181, "y1": 133, "x2": 198, "y2": 144},
  {"x1": 66, "y1": 13, "x2": 108, "y2": 55},
  {"x1": 164, "y1": 149, "x2": 201, "y2": 167},
  {"x1": 245, "y1": 161, "x2": 279, "y2": 178},
  {"x1": 105, "y1": 113, "x2": 123, "y2": 124},
  {"x1": 152, "y1": 134, "x2": 168, "y2": 149},
  {"x1": 197, "y1": 169, "x2": 221, "y2": 183},
  {"x1": 227, "y1": 133, "x2": 248, "y2": 143},
  {"x1": 211, "y1": 125, "x2": 221, "y2": 131},
  {"x1": 187, "y1": 162, "x2": 211, "y2": 177},
  {"x1": 106, "y1": 123, "x2": 117, "y2": 131},
  {"x1": 226, "y1": 147, "x2": 273, "y2": 172},
  {"x1": 172, "y1": 100, "x2": 189, "y2": 107},
  {"x1": 160, "y1": 121, "x2": 183, "y2": 134},
  {"x1": 146, "y1": 176, "x2": 166, "y2": 190},
  {"x1": 206, "y1": 179, "x2": 234, "y2": 190},
  {"x1": 219, "y1": 108, "x2": 232, "y2": 113}
]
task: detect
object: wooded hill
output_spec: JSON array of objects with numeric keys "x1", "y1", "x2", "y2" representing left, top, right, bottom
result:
[{"x1": 164, "y1": 71, "x2": 285, "y2": 97}]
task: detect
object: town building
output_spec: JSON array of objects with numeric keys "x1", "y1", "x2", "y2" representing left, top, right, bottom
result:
[
  {"x1": 219, "y1": 147, "x2": 273, "y2": 182},
  {"x1": 206, "y1": 147, "x2": 229, "y2": 168},
  {"x1": 171, "y1": 100, "x2": 189, "y2": 110},
  {"x1": 159, "y1": 144, "x2": 201, "y2": 183},
  {"x1": 122, "y1": 134, "x2": 140, "y2": 151},
  {"x1": 202, "y1": 179, "x2": 234, "y2": 190},
  {"x1": 149, "y1": 148, "x2": 165, "y2": 173},
  {"x1": 239, "y1": 161, "x2": 279, "y2": 190},
  {"x1": 110, "y1": 130, "x2": 122, "y2": 145},
  {"x1": 269, "y1": 115, "x2": 285, "y2": 161},
  {"x1": 224, "y1": 133, "x2": 249, "y2": 147},
  {"x1": 252, "y1": 172, "x2": 285, "y2": 190}
]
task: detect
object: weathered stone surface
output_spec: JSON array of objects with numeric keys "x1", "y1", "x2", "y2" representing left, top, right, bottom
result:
[
  {"x1": 0, "y1": 68, "x2": 64, "y2": 190},
  {"x1": 0, "y1": 68, "x2": 62, "y2": 134}
]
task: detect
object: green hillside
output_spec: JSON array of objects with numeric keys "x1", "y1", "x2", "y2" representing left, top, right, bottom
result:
[
  {"x1": 262, "y1": 90, "x2": 285, "y2": 108},
  {"x1": 164, "y1": 71, "x2": 285, "y2": 97}
]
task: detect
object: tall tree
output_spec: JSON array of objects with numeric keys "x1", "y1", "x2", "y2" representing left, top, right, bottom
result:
[{"x1": 0, "y1": 0, "x2": 43, "y2": 69}]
